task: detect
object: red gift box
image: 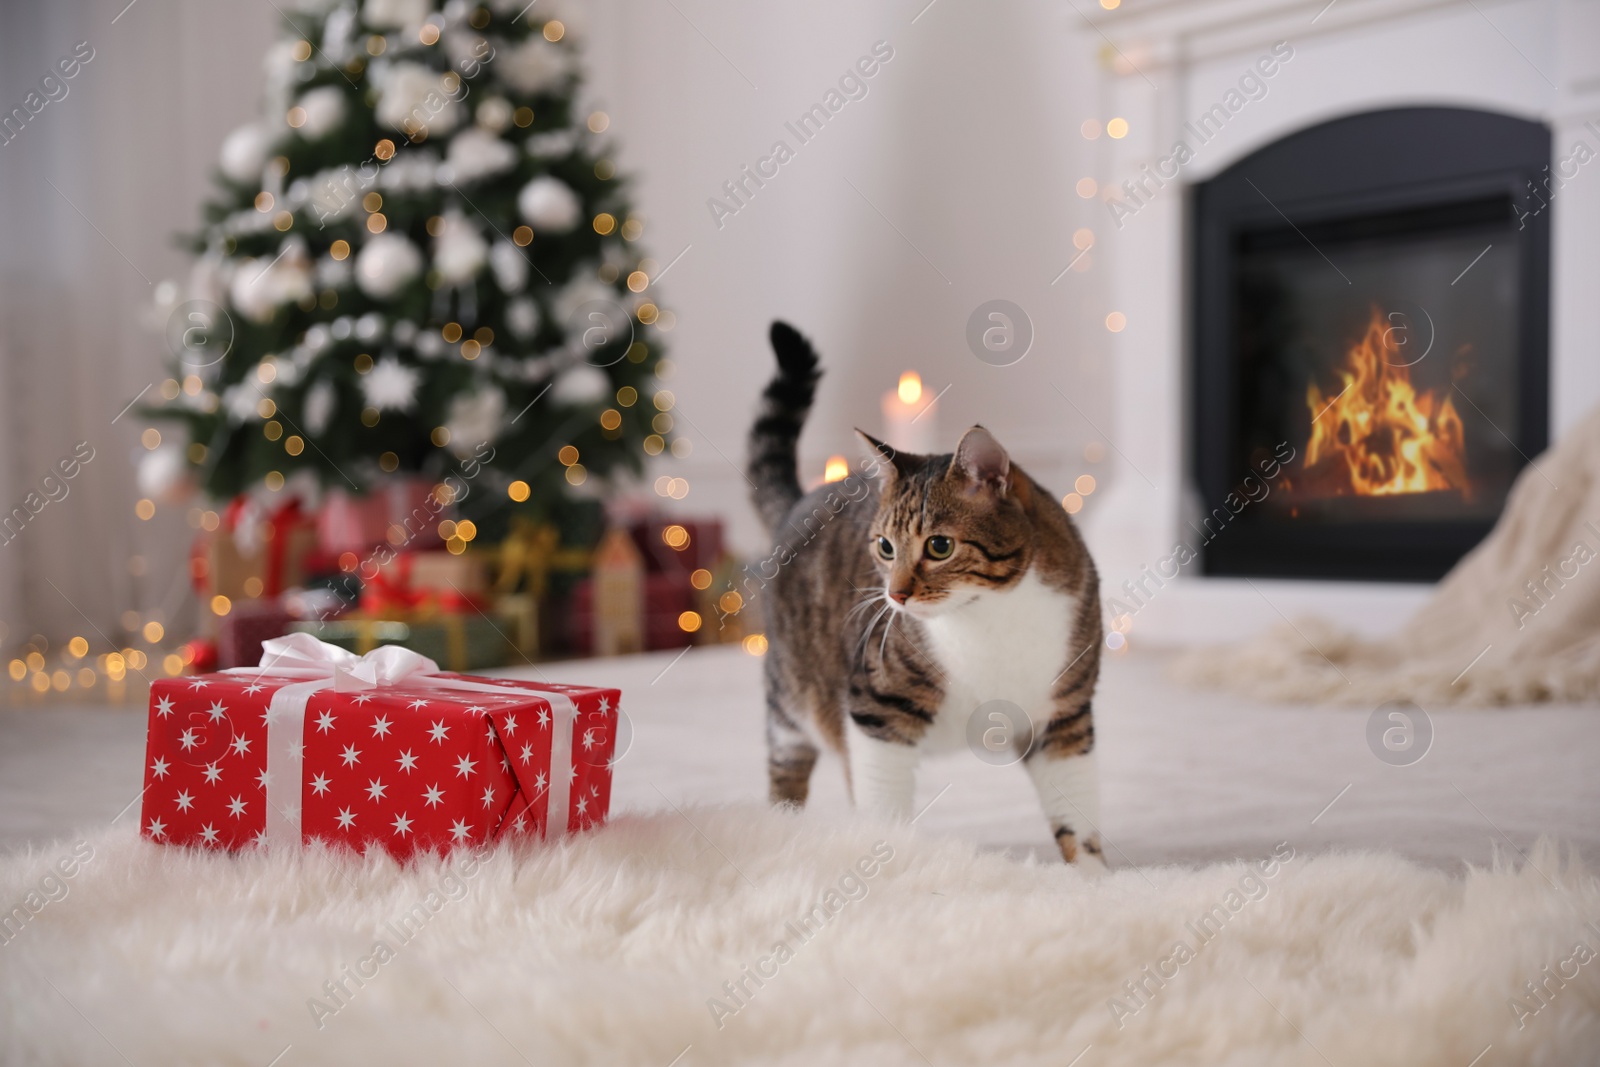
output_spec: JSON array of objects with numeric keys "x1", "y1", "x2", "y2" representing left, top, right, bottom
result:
[
  {"x1": 629, "y1": 517, "x2": 725, "y2": 574},
  {"x1": 139, "y1": 635, "x2": 620, "y2": 858},
  {"x1": 216, "y1": 598, "x2": 297, "y2": 669}
]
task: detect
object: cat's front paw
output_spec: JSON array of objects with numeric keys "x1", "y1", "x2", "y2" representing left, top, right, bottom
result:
[{"x1": 1056, "y1": 830, "x2": 1108, "y2": 875}]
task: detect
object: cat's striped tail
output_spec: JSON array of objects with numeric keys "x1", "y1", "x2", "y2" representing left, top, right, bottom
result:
[{"x1": 748, "y1": 320, "x2": 822, "y2": 534}]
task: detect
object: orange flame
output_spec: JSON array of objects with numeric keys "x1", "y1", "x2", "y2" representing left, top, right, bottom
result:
[{"x1": 1303, "y1": 307, "x2": 1467, "y2": 498}]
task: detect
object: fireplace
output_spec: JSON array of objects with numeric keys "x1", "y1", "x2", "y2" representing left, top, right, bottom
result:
[{"x1": 1190, "y1": 107, "x2": 1551, "y2": 582}]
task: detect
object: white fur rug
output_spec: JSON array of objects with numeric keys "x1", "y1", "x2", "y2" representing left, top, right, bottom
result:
[{"x1": 3, "y1": 806, "x2": 1597, "y2": 1066}]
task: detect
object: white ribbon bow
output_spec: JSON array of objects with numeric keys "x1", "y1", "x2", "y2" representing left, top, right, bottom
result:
[{"x1": 226, "y1": 634, "x2": 576, "y2": 846}]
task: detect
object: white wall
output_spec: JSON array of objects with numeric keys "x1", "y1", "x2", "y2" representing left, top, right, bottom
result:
[
  {"x1": 587, "y1": 0, "x2": 1109, "y2": 554},
  {"x1": 0, "y1": 0, "x2": 1108, "y2": 645}
]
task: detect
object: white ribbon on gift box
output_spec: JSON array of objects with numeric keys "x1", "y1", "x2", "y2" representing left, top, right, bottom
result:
[{"x1": 224, "y1": 633, "x2": 577, "y2": 846}]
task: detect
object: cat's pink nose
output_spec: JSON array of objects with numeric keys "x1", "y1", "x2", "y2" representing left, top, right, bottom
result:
[{"x1": 888, "y1": 590, "x2": 911, "y2": 604}]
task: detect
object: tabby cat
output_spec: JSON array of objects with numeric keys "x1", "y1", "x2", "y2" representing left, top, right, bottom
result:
[{"x1": 747, "y1": 321, "x2": 1105, "y2": 865}]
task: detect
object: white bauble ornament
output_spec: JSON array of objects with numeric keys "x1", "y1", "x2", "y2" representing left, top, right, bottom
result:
[
  {"x1": 490, "y1": 239, "x2": 528, "y2": 293},
  {"x1": 230, "y1": 240, "x2": 313, "y2": 322},
  {"x1": 137, "y1": 444, "x2": 194, "y2": 502},
  {"x1": 363, "y1": 0, "x2": 430, "y2": 30},
  {"x1": 219, "y1": 123, "x2": 273, "y2": 183},
  {"x1": 446, "y1": 127, "x2": 517, "y2": 184},
  {"x1": 445, "y1": 386, "x2": 505, "y2": 457},
  {"x1": 376, "y1": 62, "x2": 461, "y2": 137},
  {"x1": 229, "y1": 258, "x2": 280, "y2": 322},
  {"x1": 355, "y1": 233, "x2": 423, "y2": 298},
  {"x1": 553, "y1": 274, "x2": 615, "y2": 325},
  {"x1": 361, "y1": 356, "x2": 421, "y2": 412},
  {"x1": 476, "y1": 96, "x2": 513, "y2": 133},
  {"x1": 500, "y1": 36, "x2": 571, "y2": 95},
  {"x1": 321, "y1": 5, "x2": 358, "y2": 64},
  {"x1": 304, "y1": 379, "x2": 336, "y2": 435},
  {"x1": 223, "y1": 382, "x2": 266, "y2": 424},
  {"x1": 507, "y1": 297, "x2": 540, "y2": 339},
  {"x1": 551, "y1": 364, "x2": 609, "y2": 405},
  {"x1": 518, "y1": 176, "x2": 581, "y2": 232},
  {"x1": 295, "y1": 86, "x2": 347, "y2": 140},
  {"x1": 434, "y1": 212, "x2": 488, "y2": 285}
]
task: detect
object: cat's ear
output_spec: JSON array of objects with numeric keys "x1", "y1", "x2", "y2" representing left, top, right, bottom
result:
[
  {"x1": 948, "y1": 425, "x2": 1011, "y2": 495},
  {"x1": 854, "y1": 429, "x2": 899, "y2": 485}
]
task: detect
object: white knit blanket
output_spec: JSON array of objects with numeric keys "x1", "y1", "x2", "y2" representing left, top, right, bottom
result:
[{"x1": 1173, "y1": 407, "x2": 1600, "y2": 705}]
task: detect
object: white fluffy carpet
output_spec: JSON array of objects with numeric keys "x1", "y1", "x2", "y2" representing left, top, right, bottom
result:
[{"x1": 3, "y1": 806, "x2": 1597, "y2": 1066}]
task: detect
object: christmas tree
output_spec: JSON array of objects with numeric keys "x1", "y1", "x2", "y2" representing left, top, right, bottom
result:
[{"x1": 144, "y1": 0, "x2": 671, "y2": 546}]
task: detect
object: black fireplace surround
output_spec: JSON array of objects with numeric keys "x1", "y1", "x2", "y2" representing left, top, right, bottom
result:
[{"x1": 1190, "y1": 107, "x2": 1550, "y2": 582}]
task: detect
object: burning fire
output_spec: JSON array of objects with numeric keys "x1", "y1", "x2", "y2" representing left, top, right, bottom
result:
[{"x1": 1302, "y1": 306, "x2": 1468, "y2": 498}]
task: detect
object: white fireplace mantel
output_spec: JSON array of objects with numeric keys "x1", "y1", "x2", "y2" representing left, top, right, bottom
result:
[{"x1": 1076, "y1": 0, "x2": 1600, "y2": 645}]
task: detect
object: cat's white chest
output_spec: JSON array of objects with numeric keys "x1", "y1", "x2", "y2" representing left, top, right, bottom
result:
[{"x1": 915, "y1": 569, "x2": 1079, "y2": 751}]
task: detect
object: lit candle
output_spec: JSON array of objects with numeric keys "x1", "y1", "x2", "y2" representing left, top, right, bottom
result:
[
  {"x1": 823, "y1": 455, "x2": 850, "y2": 483},
  {"x1": 881, "y1": 371, "x2": 939, "y2": 455}
]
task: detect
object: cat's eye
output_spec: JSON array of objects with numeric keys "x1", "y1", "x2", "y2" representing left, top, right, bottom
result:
[
  {"x1": 875, "y1": 536, "x2": 895, "y2": 560},
  {"x1": 925, "y1": 535, "x2": 955, "y2": 560}
]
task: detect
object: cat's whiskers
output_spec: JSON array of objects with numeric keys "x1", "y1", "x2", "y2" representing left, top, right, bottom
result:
[
  {"x1": 855, "y1": 603, "x2": 892, "y2": 666},
  {"x1": 845, "y1": 591, "x2": 887, "y2": 622}
]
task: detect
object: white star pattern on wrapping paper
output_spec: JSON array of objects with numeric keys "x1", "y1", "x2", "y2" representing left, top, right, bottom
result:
[
  {"x1": 449, "y1": 819, "x2": 472, "y2": 842},
  {"x1": 371, "y1": 715, "x2": 392, "y2": 738},
  {"x1": 285, "y1": 802, "x2": 300, "y2": 823},
  {"x1": 178, "y1": 729, "x2": 200, "y2": 752},
  {"x1": 336, "y1": 808, "x2": 356, "y2": 830},
  {"x1": 310, "y1": 774, "x2": 332, "y2": 797},
  {"x1": 466, "y1": 705, "x2": 485, "y2": 713},
  {"x1": 407, "y1": 698, "x2": 429, "y2": 710},
  {"x1": 155, "y1": 696, "x2": 174, "y2": 718},
  {"x1": 205, "y1": 701, "x2": 228, "y2": 722},
  {"x1": 576, "y1": 796, "x2": 588, "y2": 817},
  {"x1": 481, "y1": 786, "x2": 495, "y2": 808},
  {"x1": 351, "y1": 692, "x2": 374, "y2": 705},
  {"x1": 252, "y1": 831, "x2": 269, "y2": 848},
  {"x1": 486, "y1": 722, "x2": 497, "y2": 743},
  {"x1": 289, "y1": 741, "x2": 304, "y2": 761},
  {"x1": 261, "y1": 707, "x2": 279, "y2": 726},
  {"x1": 501, "y1": 714, "x2": 518, "y2": 736},
  {"x1": 513, "y1": 813, "x2": 527, "y2": 833},
  {"x1": 315, "y1": 711, "x2": 337, "y2": 733},
  {"x1": 256, "y1": 769, "x2": 272, "y2": 790},
  {"x1": 392, "y1": 812, "x2": 413, "y2": 837},
  {"x1": 200, "y1": 824, "x2": 219, "y2": 845},
  {"x1": 366, "y1": 778, "x2": 388, "y2": 802},
  {"x1": 175, "y1": 791, "x2": 194, "y2": 812},
  {"x1": 423, "y1": 784, "x2": 444, "y2": 808},
  {"x1": 396, "y1": 750, "x2": 418, "y2": 773},
  {"x1": 229, "y1": 734, "x2": 251, "y2": 757},
  {"x1": 340, "y1": 745, "x2": 362, "y2": 766},
  {"x1": 599, "y1": 696, "x2": 612, "y2": 715},
  {"x1": 146, "y1": 818, "x2": 166, "y2": 839},
  {"x1": 188, "y1": 678, "x2": 209, "y2": 690},
  {"x1": 226, "y1": 796, "x2": 247, "y2": 819},
  {"x1": 242, "y1": 682, "x2": 266, "y2": 696},
  {"x1": 427, "y1": 720, "x2": 450, "y2": 744},
  {"x1": 581, "y1": 728, "x2": 599, "y2": 751},
  {"x1": 536, "y1": 707, "x2": 550, "y2": 730},
  {"x1": 150, "y1": 757, "x2": 170, "y2": 780},
  {"x1": 519, "y1": 743, "x2": 535, "y2": 764},
  {"x1": 533, "y1": 770, "x2": 547, "y2": 795},
  {"x1": 454, "y1": 755, "x2": 477, "y2": 779},
  {"x1": 202, "y1": 762, "x2": 223, "y2": 785}
]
